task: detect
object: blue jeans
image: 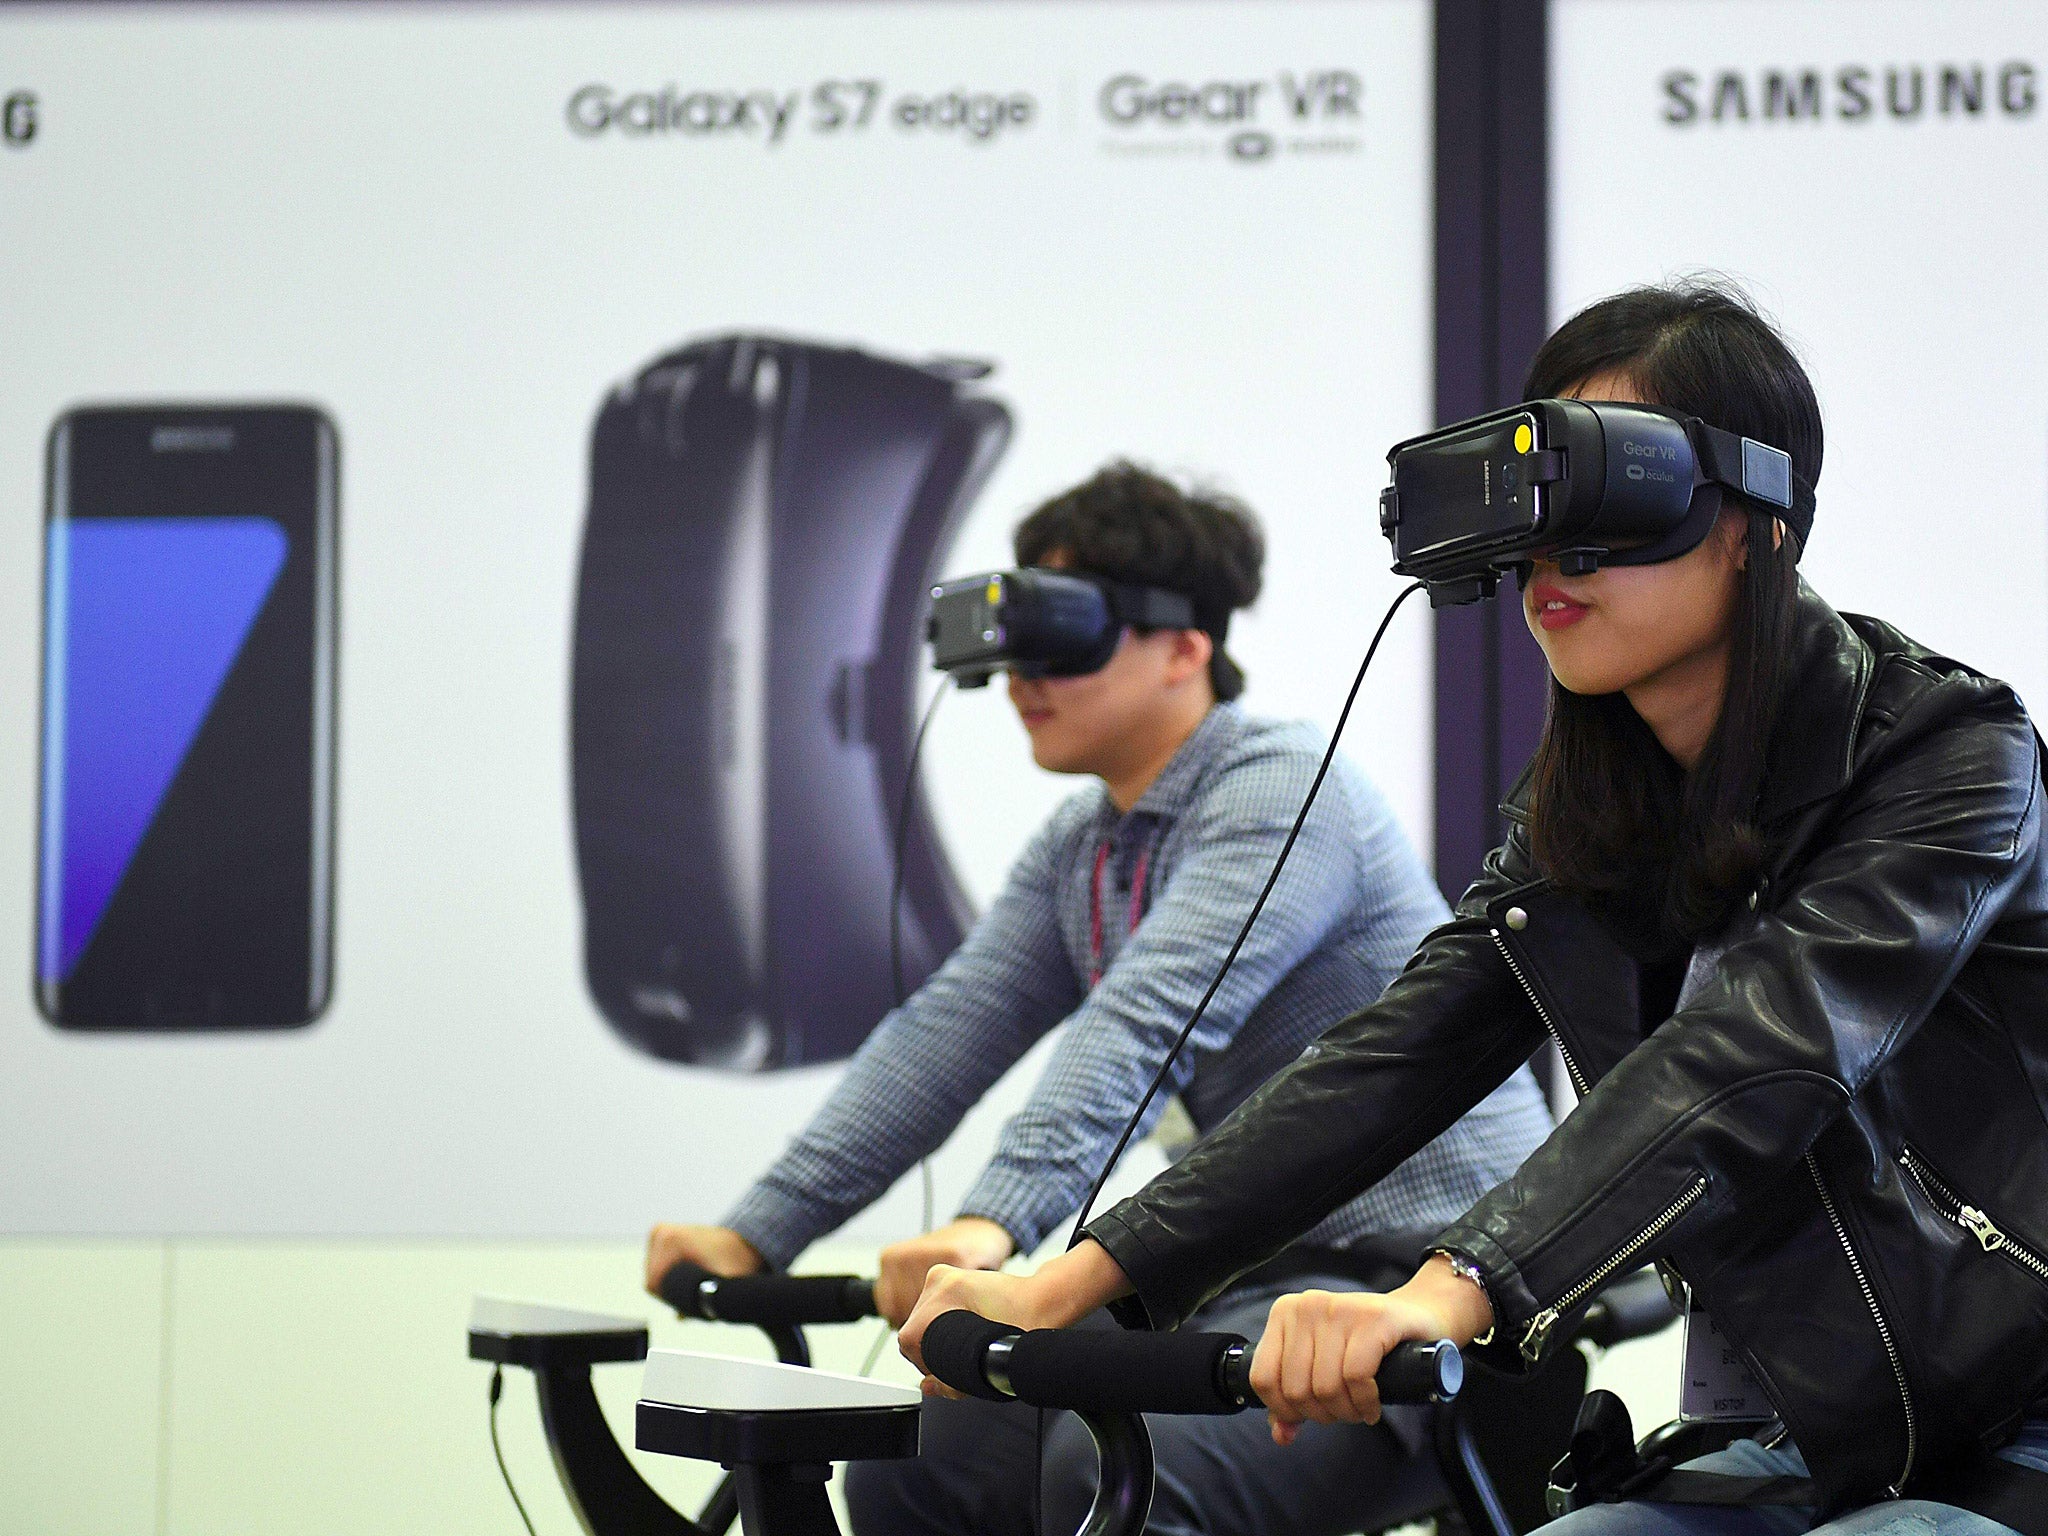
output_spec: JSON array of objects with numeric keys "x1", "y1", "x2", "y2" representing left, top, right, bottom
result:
[{"x1": 1541, "y1": 1420, "x2": 2048, "y2": 1536}]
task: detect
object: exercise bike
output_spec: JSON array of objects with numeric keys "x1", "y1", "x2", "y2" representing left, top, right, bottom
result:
[
  {"x1": 633, "y1": 1308, "x2": 1462, "y2": 1536},
  {"x1": 470, "y1": 1264, "x2": 880, "y2": 1536},
  {"x1": 472, "y1": 1261, "x2": 1679, "y2": 1536}
]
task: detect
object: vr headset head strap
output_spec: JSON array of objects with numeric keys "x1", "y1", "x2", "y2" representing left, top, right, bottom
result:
[
  {"x1": 1688, "y1": 421, "x2": 1816, "y2": 547},
  {"x1": 1103, "y1": 580, "x2": 1200, "y2": 633},
  {"x1": 1593, "y1": 416, "x2": 1814, "y2": 571}
]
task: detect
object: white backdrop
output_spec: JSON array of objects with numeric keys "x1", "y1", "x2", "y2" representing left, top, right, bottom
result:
[
  {"x1": 0, "y1": 0, "x2": 1436, "y2": 1237},
  {"x1": 1554, "y1": 0, "x2": 2048, "y2": 715}
]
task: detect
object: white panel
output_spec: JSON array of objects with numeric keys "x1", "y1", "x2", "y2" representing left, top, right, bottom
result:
[
  {"x1": 0, "y1": 0, "x2": 1435, "y2": 1241},
  {"x1": 641, "y1": 1348, "x2": 922, "y2": 1410},
  {"x1": 1553, "y1": 1, "x2": 2048, "y2": 715},
  {"x1": 469, "y1": 1295, "x2": 647, "y2": 1336}
]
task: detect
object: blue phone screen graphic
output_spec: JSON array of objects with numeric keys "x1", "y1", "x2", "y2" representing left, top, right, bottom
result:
[{"x1": 39, "y1": 516, "x2": 289, "y2": 984}]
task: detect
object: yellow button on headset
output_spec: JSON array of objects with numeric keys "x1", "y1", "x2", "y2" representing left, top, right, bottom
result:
[
  {"x1": 985, "y1": 577, "x2": 1003, "y2": 605},
  {"x1": 1513, "y1": 423, "x2": 1533, "y2": 455}
]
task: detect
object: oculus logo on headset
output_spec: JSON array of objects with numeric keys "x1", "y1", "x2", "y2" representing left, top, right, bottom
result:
[
  {"x1": 1663, "y1": 60, "x2": 2038, "y2": 126},
  {"x1": 4, "y1": 91, "x2": 36, "y2": 147}
]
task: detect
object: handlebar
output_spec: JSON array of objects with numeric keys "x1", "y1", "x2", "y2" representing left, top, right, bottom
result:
[
  {"x1": 921, "y1": 1310, "x2": 1463, "y2": 1415},
  {"x1": 658, "y1": 1262, "x2": 879, "y2": 1328}
]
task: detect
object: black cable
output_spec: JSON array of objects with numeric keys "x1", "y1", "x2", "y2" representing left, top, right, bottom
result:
[
  {"x1": 488, "y1": 1366, "x2": 538, "y2": 1536},
  {"x1": 1066, "y1": 580, "x2": 1428, "y2": 1242},
  {"x1": 901, "y1": 681, "x2": 949, "y2": 1278},
  {"x1": 891, "y1": 675, "x2": 954, "y2": 1007},
  {"x1": 860, "y1": 675, "x2": 953, "y2": 1379}
]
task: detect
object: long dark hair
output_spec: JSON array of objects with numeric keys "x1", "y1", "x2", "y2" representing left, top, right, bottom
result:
[{"x1": 1522, "y1": 280, "x2": 1823, "y2": 939}]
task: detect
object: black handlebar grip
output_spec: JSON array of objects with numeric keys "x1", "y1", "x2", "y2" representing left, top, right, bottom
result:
[
  {"x1": 658, "y1": 1260, "x2": 720, "y2": 1319},
  {"x1": 1215, "y1": 1338, "x2": 1461, "y2": 1408},
  {"x1": 1374, "y1": 1340, "x2": 1464, "y2": 1404},
  {"x1": 660, "y1": 1263, "x2": 879, "y2": 1325},
  {"x1": 1005, "y1": 1328, "x2": 1246, "y2": 1415},
  {"x1": 843, "y1": 1277, "x2": 880, "y2": 1319},
  {"x1": 1218, "y1": 1342, "x2": 1256, "y2": 1407},
  {"x1": 921, "y1": 1310, "x2": 1018, "y2": 1402}
]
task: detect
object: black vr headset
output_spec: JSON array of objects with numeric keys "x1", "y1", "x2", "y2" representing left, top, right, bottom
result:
[
  {"x1": 1378, "y1": 399, "x2": 1817, "y2": 606},
  {"x1": 572, "y1": 334, "x2": 1004, "y2": 1070},
  {"x1": 927, "y1": 568, "x2": 1201, "y2": 686}
]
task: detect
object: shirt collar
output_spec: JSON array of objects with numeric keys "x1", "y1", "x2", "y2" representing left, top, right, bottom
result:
[{"x1": 1122, "y1": 702, "x2": 1244, "y2": 823}]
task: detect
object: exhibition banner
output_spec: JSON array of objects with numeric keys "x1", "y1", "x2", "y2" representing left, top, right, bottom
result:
[
  {"x1": 1553, "y1": 0, "x2": 2048, "y2": 715},
  {"x1": 0, "y1": 1, "x2": 1434, "y2": 1236}
]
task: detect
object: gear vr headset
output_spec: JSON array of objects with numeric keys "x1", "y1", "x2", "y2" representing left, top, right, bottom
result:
[
  {"x1": 572, "y1": 335, "x2": 1003, "y2": 1070},
  {"x1": 1378, "y1": 400, "x2": 1816, "y2": 605},
  {"x1": 927, "y1": 568, "x2": 1200, "y2": 686}
]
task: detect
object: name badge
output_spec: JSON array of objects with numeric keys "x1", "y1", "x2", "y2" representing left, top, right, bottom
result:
[{"x1": 1680, "y1": 1298, "x2": 1771, "y2": 1422}]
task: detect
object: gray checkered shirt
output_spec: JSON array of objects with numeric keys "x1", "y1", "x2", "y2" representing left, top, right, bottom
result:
[{"x1": 725, "y1": 702, "x2": 1553, "y2": 1268}]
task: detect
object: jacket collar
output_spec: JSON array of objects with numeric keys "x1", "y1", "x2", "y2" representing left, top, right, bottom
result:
[{"x1": 1756, "y1": 581, "x2": 1875, "y2": 823}]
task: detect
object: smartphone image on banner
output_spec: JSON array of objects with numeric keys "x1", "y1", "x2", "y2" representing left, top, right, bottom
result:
[{"x1": 37, "y1": 404, "x2": 339, "y2": 1030}]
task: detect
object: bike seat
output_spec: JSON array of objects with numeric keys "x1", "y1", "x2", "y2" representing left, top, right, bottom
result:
[
  {"x1": 636, "y1": 1350, "x2": 922, "y2": 1467},
  {"x1": 468, "y1": 1296, "x2": 650, "y2": 1370}
]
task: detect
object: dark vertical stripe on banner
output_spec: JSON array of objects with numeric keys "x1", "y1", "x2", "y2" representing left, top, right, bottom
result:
[{"x1": 1431, "y1": 0, "x2": 1553, "y2": 901}]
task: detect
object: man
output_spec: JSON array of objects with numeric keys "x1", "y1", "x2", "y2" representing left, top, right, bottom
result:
[{"x1": 646, "y1": 462, "x2": 1553, "y2": 1535}]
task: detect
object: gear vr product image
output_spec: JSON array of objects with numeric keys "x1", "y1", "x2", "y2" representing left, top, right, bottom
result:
[
  {"x1": 927, "y1": 568, "x2": 1197, "y2": 688},
  {"x1": 1378, "y1": 399, "x2": 1815, "y2": 605},
  {"x1": 37, "y1": 404, "x2": 340, "y2": 1030},
  {"x1": 572, "y1": 335, "x2": 1007, "y2": 1069}
]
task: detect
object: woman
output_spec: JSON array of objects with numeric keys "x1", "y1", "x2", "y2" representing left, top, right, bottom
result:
[{"x1": 900, "y1": 281, "x2": 2048, "y2": 1534}]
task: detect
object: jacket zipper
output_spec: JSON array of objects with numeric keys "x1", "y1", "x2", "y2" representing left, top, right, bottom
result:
[
  {"x1": 1519, "y1": 1176, "x2": 1707, "y2": 1363},
  {"x1": 1807, "y1": 1152, "x2": 1917, "y2": 1496},
  {"x1": 1491, "y1": 920, "x2": 1702, "y2": 1365},
  {"x1": 1491, "y1": 926, "x2": 1590, "y2": 1097},
  {"x1": 1899, "y1": 1145, "x2": 2048, "y2": 1286}
]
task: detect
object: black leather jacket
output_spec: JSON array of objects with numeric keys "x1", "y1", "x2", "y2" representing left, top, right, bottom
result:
[{"x1": 1085, "y1": 587, "x2": 2048, "y2": 1513}]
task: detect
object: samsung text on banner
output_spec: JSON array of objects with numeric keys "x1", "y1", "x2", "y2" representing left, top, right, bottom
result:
[{"x1": 1663, "y1": 61, "x2": 2038, "y2": 126}]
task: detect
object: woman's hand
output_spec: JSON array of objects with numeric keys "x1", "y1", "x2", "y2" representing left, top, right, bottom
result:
[
  {"x1": 643, "y1": 1224, "x2": 763, "y2": 1295},
  {"x1": 875, "y1": 1217, "x2": 1017, "y2": 1327},
  {"x1": 1249, "y1": 1255, "x2": 1494, "y2": 1445},
  {"x1": 898, "y1": 1238, "x2": 1133, "y2": 1395}
]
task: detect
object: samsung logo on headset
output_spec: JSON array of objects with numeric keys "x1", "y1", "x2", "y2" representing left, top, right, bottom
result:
[{"x1": 1663, "y1": 61, "x2": 2039, "y2": 125}]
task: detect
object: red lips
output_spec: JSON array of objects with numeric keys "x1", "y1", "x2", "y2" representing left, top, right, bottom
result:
[{"x1": 1529, "y1": 580, "x2": 1591, "y2": 632}]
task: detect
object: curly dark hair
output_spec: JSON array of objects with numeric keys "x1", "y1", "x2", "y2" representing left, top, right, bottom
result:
[{"x1": 1012, "y1": 462, "x2": 1264, "y2": 700}]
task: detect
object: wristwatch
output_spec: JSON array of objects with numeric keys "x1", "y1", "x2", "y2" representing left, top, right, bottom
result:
[{"x1": 1429, "y1": 1249, "x2": 1497, "y2": 1346}]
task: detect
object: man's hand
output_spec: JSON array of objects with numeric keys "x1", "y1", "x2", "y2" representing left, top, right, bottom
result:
[
  {"x1": 644, "y1": 1224, "x2": 764, "y2": 1296},
  {"x1": 874, "y1": 1217, "x2": 1016, "y2": 1326},
  {"x1": 1249, "y1": 1255, "x2": 1494, "y2": 1445}
]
